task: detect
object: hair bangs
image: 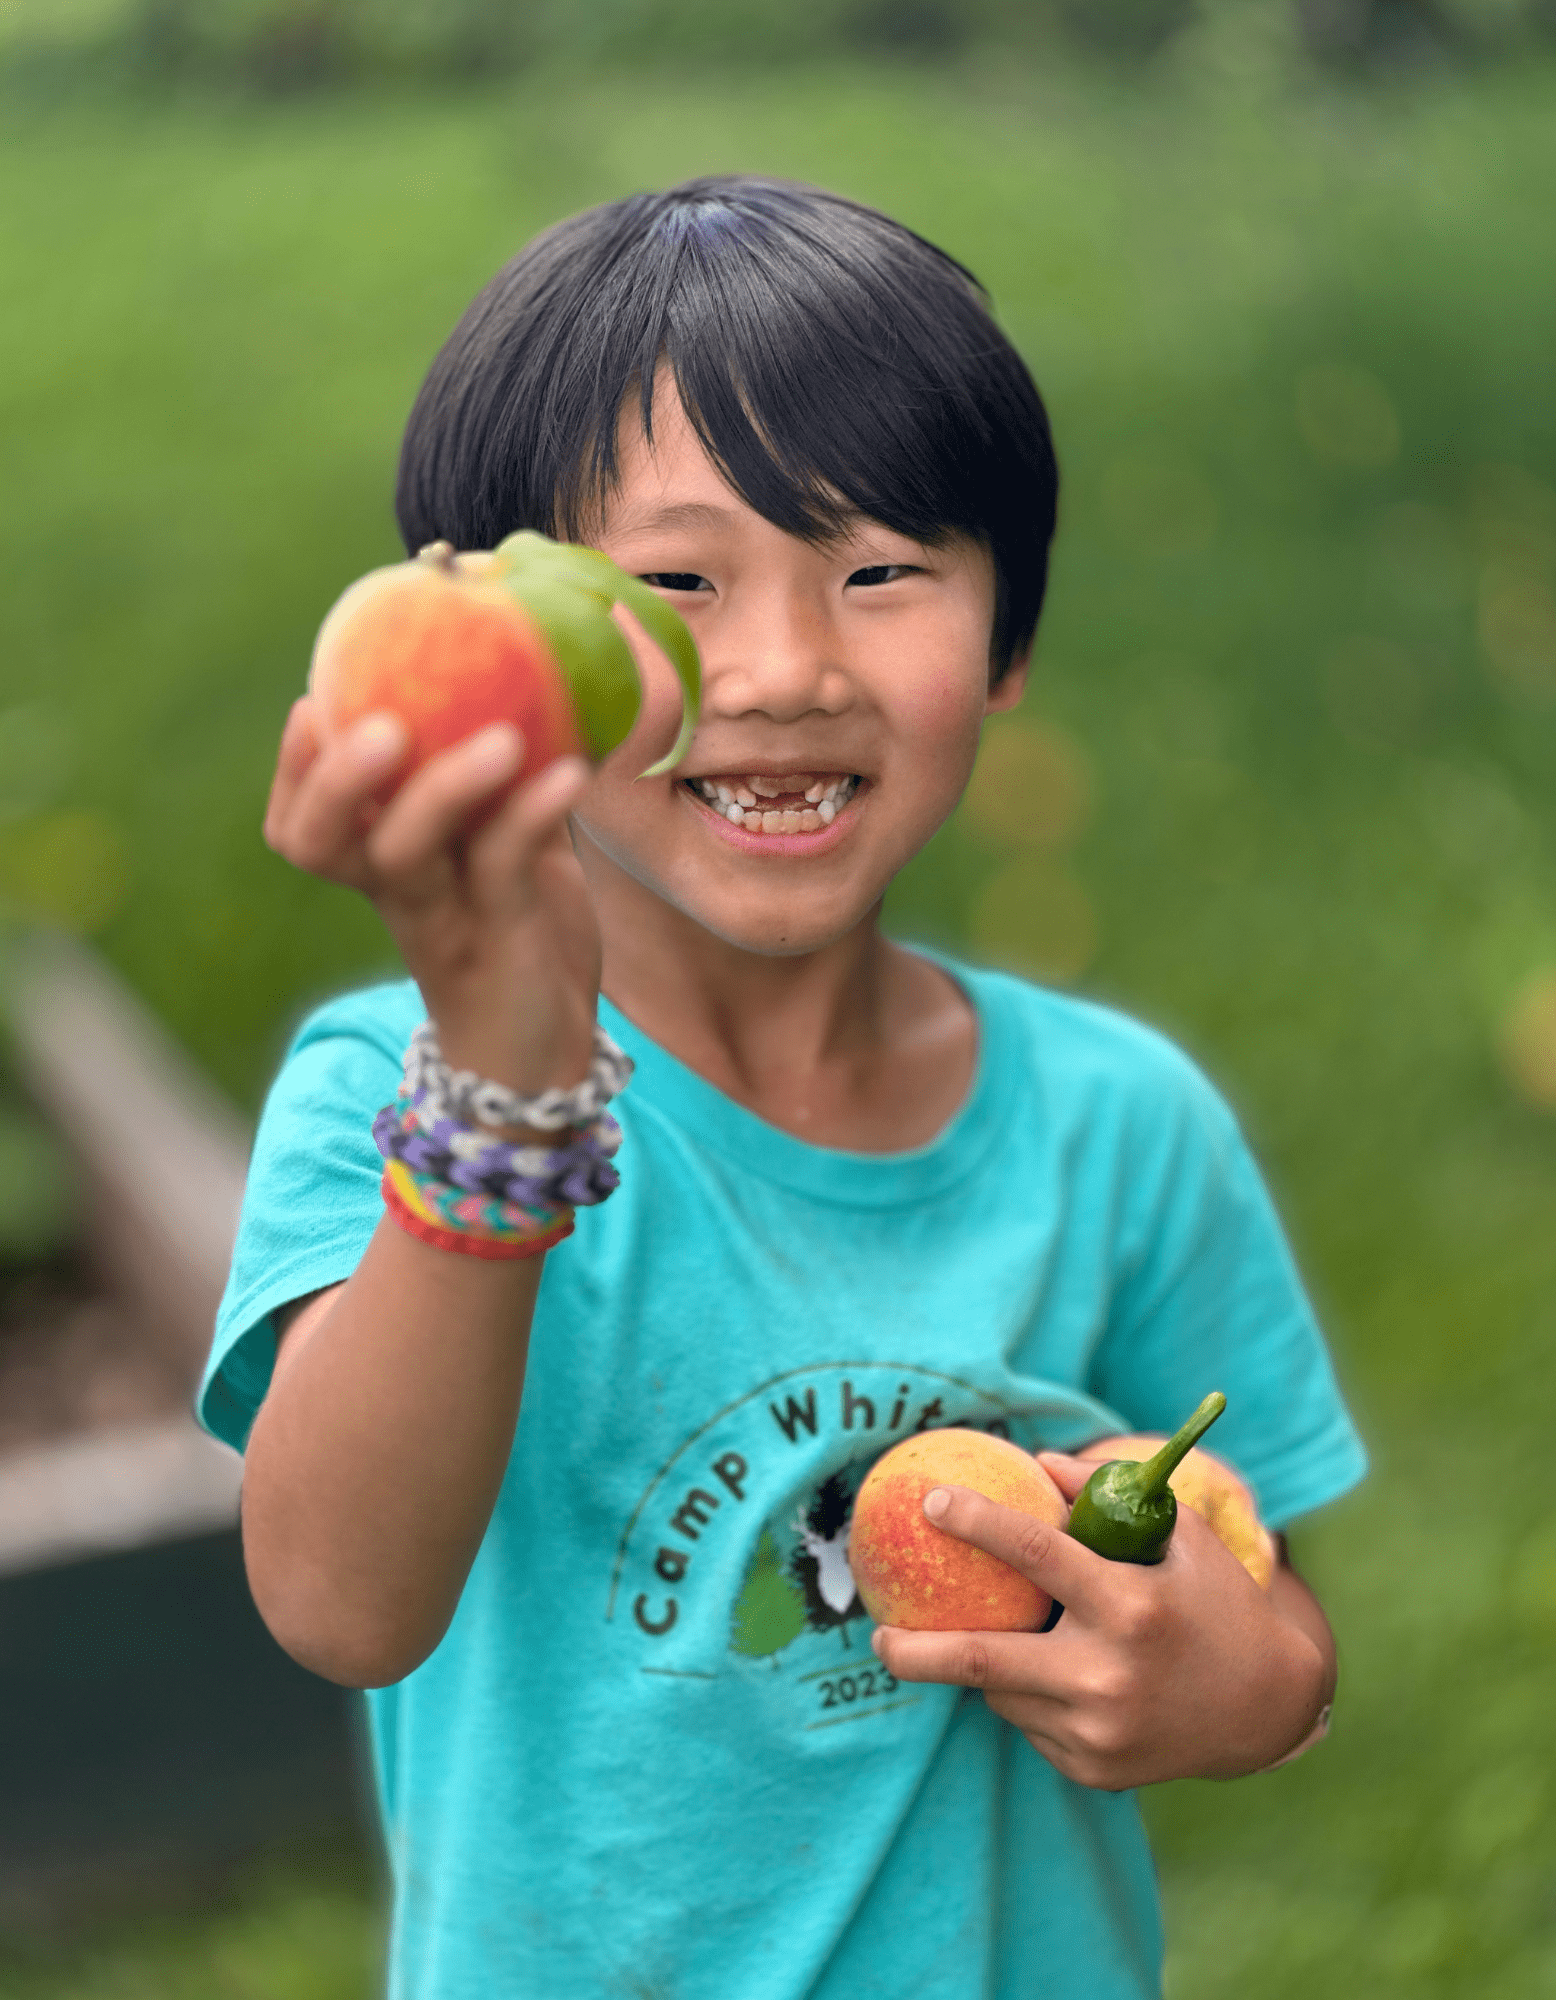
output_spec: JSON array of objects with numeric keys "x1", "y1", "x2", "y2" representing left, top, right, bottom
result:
[{"x1": 397, "y1": 176, "x2": 1058, "y2": 673}]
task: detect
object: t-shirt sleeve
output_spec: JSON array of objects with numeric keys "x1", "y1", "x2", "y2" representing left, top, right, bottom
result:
[
  {"x1": 1087, "y1": 1039, "x2": 1367, "y2": 1532},
  {"x1": 198, "y1": 1018, "x2": 401, "y2": 1453}
]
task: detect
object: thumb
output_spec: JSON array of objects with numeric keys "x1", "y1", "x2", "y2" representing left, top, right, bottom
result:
[{"x1": 1035, "y1": 1450, "x2": 1096, "y2": 1503}]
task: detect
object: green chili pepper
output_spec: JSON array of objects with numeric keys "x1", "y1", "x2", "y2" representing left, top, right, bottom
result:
[
  {"x1": 490, "y1": 531, "x2": 701, "y2": 777},
  {"x1": 1066, "y1": 1391, "x2": 1228, "y2": 1565}
]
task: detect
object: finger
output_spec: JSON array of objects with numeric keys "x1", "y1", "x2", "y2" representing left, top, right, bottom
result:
[
  {"x1": 273, "y1": 712, "x2": 408, "y2": 873},
  {"x1": 920, "y1": 1484, "x2": 1113, "y2": 1619},
  {"x1": 465, "y1": 754, "x2": 591, "y2": 906},
  {"x1": 263, "y1": 698, "x2": 324, "y2": 846},
  {"x1": 1035, "y1": 1451, "x2": 1096, "y2": 1503},
  {"x1": 1156, "y1": 1487, "x2": 1259, "y2": 1586},
  {"x1": 871, "y1": 1623, "x2": 1074, "y2": 1697},
  {"x1": 365, "y1": 723, "x2": 523, "y2": 883}
]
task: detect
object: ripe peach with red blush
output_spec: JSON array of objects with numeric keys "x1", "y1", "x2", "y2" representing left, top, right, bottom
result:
[
  {"x1": 848, "y1": 1429, "x2": 1068, "y2": 1632},
  {"x1": 308, "y1": 550, "x2": 583, "y2": 788},
  {"x1": 305, "y1": 531, "x2": 701, "y2": 796}
]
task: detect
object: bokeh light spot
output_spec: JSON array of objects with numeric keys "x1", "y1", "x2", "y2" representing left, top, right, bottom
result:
[
  {"x1": 1509, "y1": 1521, "x2": 1556, "y2": 1628},
  {"x1": 968, "y1": 862, "x2": 1099, "y2": 985},
  {"x1": 0, "y1": 809, "x2": 130, "y2": 933},
  {"x1": 962, "y1": 717, "x2": 1094, "y2": 852},
  {"x1": 1497, "y1": 969, "x2": 1556, "y2": 1110},
  {"x1": 1478, "y1": 567, "x2": 1556, "y2": 701},
  {"x1": 1295, "y1": 362, "x2": 1400, "y2": 469}
]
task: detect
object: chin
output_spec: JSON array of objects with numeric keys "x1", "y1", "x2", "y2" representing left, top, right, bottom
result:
[
  {"x1": 675, "y1": 885, "x2": 874, "y2": 958},
  {"x1": 575, "y1": 806, "x2": 895, "y2": 957}
]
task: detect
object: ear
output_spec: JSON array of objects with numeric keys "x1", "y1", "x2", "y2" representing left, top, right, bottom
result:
[{"x1": 984, "y1": 650, "x2": 1031, "y2": 718}]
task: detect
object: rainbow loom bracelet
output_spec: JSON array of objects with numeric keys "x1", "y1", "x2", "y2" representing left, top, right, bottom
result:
[
  {"x1": 380, "y1": 1159, "x2": 574, "y2": 1261},
  {"x1": 375, "y1": 1095, "x2": 622, "y2": 1207},
  {"x1": 374, "y1": 1024, "x2": 629, "y2": 1259}
]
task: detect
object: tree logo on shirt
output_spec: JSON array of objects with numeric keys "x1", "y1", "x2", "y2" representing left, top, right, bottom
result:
[{"x1": 729, "y1": 1470, "x2": 867, "y2": 1659}]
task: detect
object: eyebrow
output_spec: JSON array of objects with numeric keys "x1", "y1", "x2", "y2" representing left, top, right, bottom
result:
[
  {"x1": 603, "y1": 497, "x2": 879, "y2": 543},
  {"x1": 602, "y1": 500, "x2": 742, "y2": 537}
]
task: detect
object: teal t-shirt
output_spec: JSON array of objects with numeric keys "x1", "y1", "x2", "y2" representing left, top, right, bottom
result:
[{"x1": 202, "y1": 960, "x2": 1366, "y2": 2000}]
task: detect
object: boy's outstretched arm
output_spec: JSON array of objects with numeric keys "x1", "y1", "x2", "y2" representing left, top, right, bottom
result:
[
  {"x1": 871, "y1": 1452, "x2": 1334, "y2": 1790},
  {"x1": 240, "y1": 699, "x2": 599, "y2": 1690}
]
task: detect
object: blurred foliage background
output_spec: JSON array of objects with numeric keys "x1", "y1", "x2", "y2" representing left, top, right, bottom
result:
[{"x1": 2, "y1": 0, "x2": 1556, "y2": 1994}]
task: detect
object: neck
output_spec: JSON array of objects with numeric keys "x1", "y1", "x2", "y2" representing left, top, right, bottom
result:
[
  {"x1": 590, "y1": 863, "x2": 892, "y2": 1090},
  {"x1": 573, "y1": 824, "x2": 974, "y2": 1153}
]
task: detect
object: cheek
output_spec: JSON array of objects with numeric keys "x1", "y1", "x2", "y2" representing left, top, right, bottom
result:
[{"x1": 895, "y1": 661, "x2": 991, "y2": 788}]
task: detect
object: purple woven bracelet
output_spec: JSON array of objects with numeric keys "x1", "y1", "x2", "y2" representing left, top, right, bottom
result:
[{"x1": 372, "y1": 1105, "x2": 621, "y2": 1208}]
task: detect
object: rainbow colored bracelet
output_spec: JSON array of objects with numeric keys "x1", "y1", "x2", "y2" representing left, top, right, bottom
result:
[
  {"x1": 380, "y1": 1158, "x2": 574, "y2": 1261},
  {"x1": 372, "y1": 1026, "x2": 629, "y2": 1261}
]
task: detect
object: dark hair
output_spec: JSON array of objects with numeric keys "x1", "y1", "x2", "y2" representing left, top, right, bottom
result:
[{"x1": 396, "y1": 175, "x2": 1059, "y2": 677}]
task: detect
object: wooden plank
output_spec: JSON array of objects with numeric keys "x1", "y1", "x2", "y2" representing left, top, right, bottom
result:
[
  {"x1": 0, "y1": 931, "x2": 253, "y2": 1575},
  {"x1": 3, "y1": 930, "x2": 251, "y2": 1374},
  {"x1": 0, "y1": 1417, "x2": 241, "y2": 1578}
]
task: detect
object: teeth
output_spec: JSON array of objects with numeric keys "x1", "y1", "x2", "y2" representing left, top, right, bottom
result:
[{"x1": 692, "y1": 773, "x2": 859, "y2": 833}]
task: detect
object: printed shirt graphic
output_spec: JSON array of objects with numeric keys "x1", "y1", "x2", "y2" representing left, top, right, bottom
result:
[{"x1": 203, "y1": 959, "x2": 1367, "y2": 2000}]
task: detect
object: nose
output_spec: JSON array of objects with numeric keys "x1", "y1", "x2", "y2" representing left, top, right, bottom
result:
[{"x1": 702, "y1": 590, "x2": 851, "y2": 724}]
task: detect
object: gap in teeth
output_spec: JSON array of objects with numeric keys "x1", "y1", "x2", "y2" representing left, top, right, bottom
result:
[{"x1": 694, "y1": 774, "x2": 858, "y2": 831}]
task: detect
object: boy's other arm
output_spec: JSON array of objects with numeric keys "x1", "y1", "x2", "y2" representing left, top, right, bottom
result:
[
  {"x1": 242, "y1": 1233, "x2": 544, "y2": 1689},
  {"x1": 872, "y1": 1453, "x2": 1334, "y2": 1790}
]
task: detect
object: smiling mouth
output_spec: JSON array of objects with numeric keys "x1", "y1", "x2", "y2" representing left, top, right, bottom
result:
[{"x1": 682, "y1": 772, "x2": 862, "y2": 835}]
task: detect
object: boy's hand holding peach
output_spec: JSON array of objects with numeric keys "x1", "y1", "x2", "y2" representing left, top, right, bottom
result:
[
  {"x1": 262, "y1": 531, "x2": 701, "y2": 1099},
  {"x1": 867, "y1": 1450, "x2": 1331, "y2": 1791}
]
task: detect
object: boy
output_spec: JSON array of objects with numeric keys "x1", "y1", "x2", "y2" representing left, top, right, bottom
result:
[{"x1": 204, "y1": 176, "x2": 1366, "y2": 1998}]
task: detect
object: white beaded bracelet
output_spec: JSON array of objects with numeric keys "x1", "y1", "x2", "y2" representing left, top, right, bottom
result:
[{"x1": 404, "y1": 1020, "x2": 634, "y2": 1133}]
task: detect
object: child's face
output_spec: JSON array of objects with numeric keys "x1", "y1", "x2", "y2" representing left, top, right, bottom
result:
[{"x1": 572, "y1": 389, "x2": 1026, "y2": 957}]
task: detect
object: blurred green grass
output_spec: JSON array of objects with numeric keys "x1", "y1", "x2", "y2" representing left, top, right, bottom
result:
[{"x1": 2, "y1": 54, "x2": 1556, "y2": 1998}]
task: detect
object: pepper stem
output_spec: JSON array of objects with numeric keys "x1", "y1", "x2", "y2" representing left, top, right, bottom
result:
[{"x1": 1137, "y1": 1392, "x2": 1227, "y2": 1501}]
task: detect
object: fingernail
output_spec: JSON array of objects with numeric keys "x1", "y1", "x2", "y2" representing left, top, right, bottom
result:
[
  {"x1": 870, "y1": 1629, "x2": 884, "y2": 1658},
  {"x1": 923, "y1": 1487, "x2": 950, "y2": 1521},
  {"x1": 350, "y1": 714, "x2": 407, "y2": 764},
  {"x1": 467, "y1": 722, "x2": 522, "y2": 775}
]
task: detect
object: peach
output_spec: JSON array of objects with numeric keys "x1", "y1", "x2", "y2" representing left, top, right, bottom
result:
[
  {"x1": 308, "y1": 547, "x2": 584, "y2": 788},
  {"x1": 1076, "y1": 1434, "x2": 1276, "y2": 1589},
  {"x1": 848, "y1": 1430, "x2": 1068, "y2": 1631},
  {"x1": 307, "y1": 531, "x2": 701, "y2": 789}
]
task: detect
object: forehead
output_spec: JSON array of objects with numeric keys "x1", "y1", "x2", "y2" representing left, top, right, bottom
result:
[
  {"x1": 603, "y1": 391, "x2": 743, "y2": 523},
  {"x1": 599, "y1": 387, "x2": 895, "y2": 554}
]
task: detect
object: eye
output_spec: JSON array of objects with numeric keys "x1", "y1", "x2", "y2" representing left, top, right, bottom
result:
[
  {"x1": 847, "y1": 564, "x2": 917, "y2": 587},
  {"x1": 639, "y1": 572, "x2": 713, "y2": 593}
]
